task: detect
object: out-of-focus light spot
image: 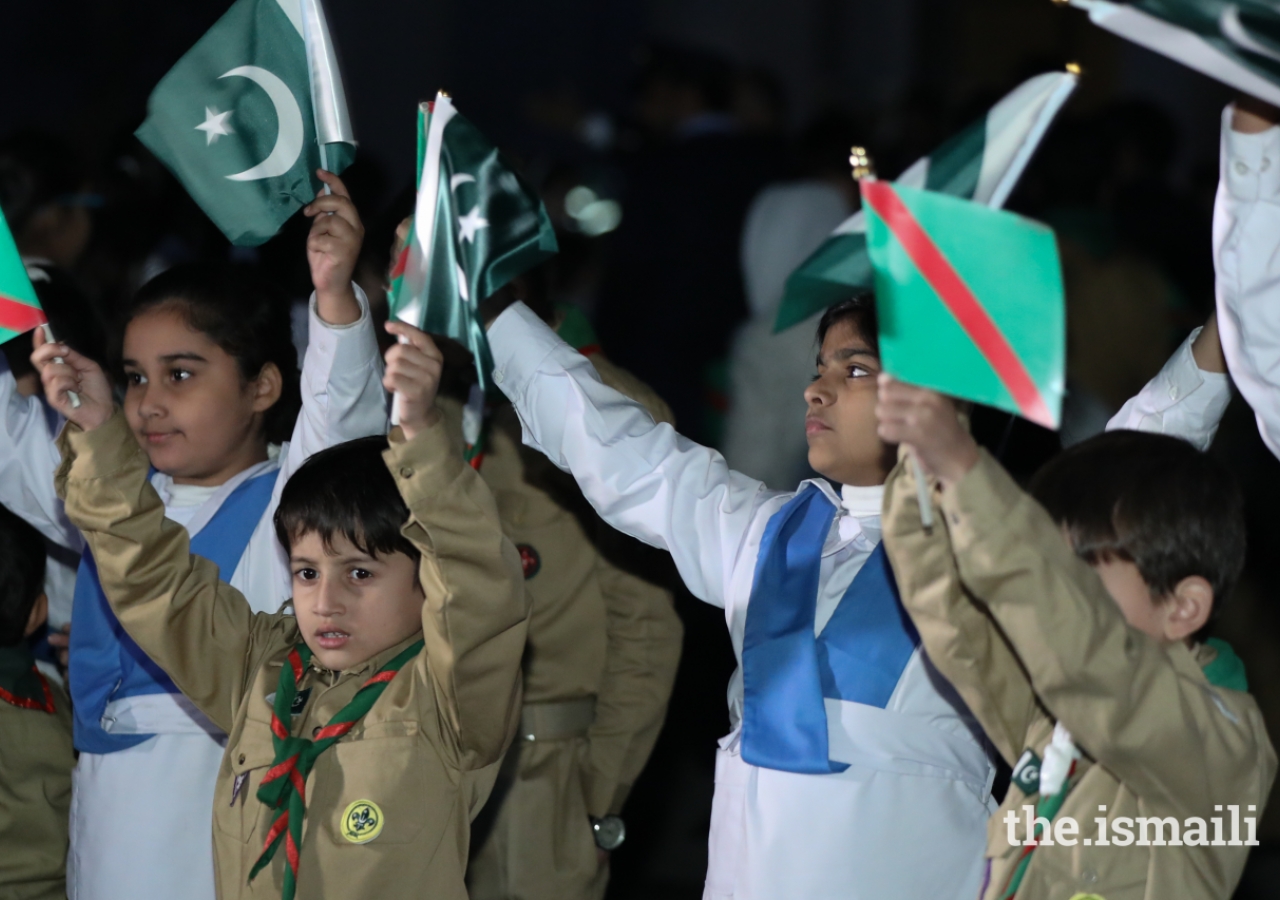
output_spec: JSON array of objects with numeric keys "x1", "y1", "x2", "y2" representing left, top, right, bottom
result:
[
  {"x1": 577, "y1": 199, "x2": 622, "y2": 236},
  {"x1": 565, "y1": 185, "x2": 598, "y2": 218}
]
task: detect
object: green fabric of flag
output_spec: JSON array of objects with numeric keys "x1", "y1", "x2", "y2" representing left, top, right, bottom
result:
[
  {"x1": 0, "y1": 210, "x2": 46, "y2": 346},
  {"x1": 1068, "y1": 0, "x2": 1280, "y2": 107},
  {"x1": 136, "y1": 0, "x2": 356, "y2": 246},
  {"x1": 388, "y1": 93, "x2": 558, "y2": 395},
  {"x1": 863, "y1": 181, "x2": 1065, "y2": 429},
  {"x1": 774, "y1": 70, "x2": 1077, "y2": 333}
]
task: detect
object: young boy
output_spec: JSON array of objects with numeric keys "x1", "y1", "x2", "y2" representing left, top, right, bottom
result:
[
  {"x1": 43, "y1": 321, "x2": 529, "y2": 900},
  {"x1": 0, "y1": 505, "x2": 74, "y2": 900},
  {"x1": 485, "y1": 297, "x2": 997, "y2": 899},
  {"x1": 876, "y1": 379, "x2": 1277, "y2": 899}
]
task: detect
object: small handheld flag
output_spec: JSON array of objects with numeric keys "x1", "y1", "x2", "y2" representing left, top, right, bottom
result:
[
  {"x1": 136, "y1": 0, "x2": 356, "y2": 246},
  {"x1": 0, "y1": 211, "x2": 47, "y2": 347},
  {"x1": 388, "y1": 92, "x2": 558, "y2": 409},
  {"x1": 1064, "y1": 0, "x2": 1280, "y2": 107},
  {"x1": 775, "y1": 69, "x2": 1077, "y2": 333},
  {"x1": 863, "y1": 181, "x2": 1066, "y2": 430}
]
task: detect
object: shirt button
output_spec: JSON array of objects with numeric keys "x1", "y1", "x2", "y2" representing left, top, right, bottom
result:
[
  {"x1": 399, "y1": 466, "x2": 414, "y2": 479},
  {"x1": 1169, "y1": 385, "x2": 1180, "y2": 400},
  {"x1": 1080, "y1": 867, "x2": 1099, "y2": 884},
  {"x1": 1235, "y1": 160, "x2": 1251, "y2": 176},
  {"x1": 238, "y1": 753, "x2": 246, "y2": 765},
  {"x1": 493, "y1": 368, "x2": 505, "y2": 385},
  {"x1": 313, "y1": 726, "x2": 323, "y2": 738}
]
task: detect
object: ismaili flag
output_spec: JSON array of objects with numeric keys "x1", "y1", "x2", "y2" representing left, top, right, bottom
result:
[
  {"x1": 863, "y1": 181, "x2": 1065, "y2": 429},
  {"x1": 1066, "y1": 0, "x2": 1280, "y2": 107},
  {"x1": 136, "y1": 0, "x2": 356, "y2": 246},
  {"x1": 774, "y1": 69, "x2": 1077, "y2": 333},
  {"x1": 0, "y1": 212, "x2": 47, "y2": 346},
  {"x1": 388, "y1": 92, "x2": 558, "y2": 395}
]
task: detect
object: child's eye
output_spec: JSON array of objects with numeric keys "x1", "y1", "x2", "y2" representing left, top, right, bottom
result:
[
  {"x1": 169, "y1": 368, "x2": 192, "y2": 383},
  {"x1": 125, "y1": 371, "x2": 146, "y2": 387},
  {"x1": 350, "y1": 568, "x2": 373, "y2": 581},
  {"x1": 293, "y1": 567, "x2": 318, "y2": 581},
  {"x1": 848, "y1": 365, "x2": 870, "y2": 379}
]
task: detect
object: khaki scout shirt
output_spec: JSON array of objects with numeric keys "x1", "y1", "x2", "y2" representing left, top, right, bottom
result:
[
  {"x1": 440, "y1": 351, "x2": 683, "y2": 817},
  {"x1": 883, "y1": 450, "x2": 1277, "y2": 900},
  {"x1": 0, "y1": 646, "x2": 73, "y2": 900},
  {"x1": 55, "y1": 412, "x2": 529, "y2": 900}
]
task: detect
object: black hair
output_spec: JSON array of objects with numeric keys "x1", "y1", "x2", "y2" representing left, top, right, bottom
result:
[
  {"x1": 2, "y1": 263, "x2": 109, "y2": 381},
  {"x1": 1029, "y1": 430, "x2": 1245, "y2": 613},
  {"x1": 0, "y1": 506, "x2": 48, "y2": 647},
  {"x1": 816, "y1": 293, "x2": 879, "y2": 356},
  {"x1": 274, "y1": 435, "x2": 420, "y2": 566},
  {"x1": 124, "y1": 264, "x2": 301, "y2": 445}
]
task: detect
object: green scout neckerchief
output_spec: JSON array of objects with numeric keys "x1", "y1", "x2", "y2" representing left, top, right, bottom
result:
[
  {"x1": 998, "y1": 639, "x2": 1249, "y2": 899},
  {"x1": 249, "y1": 639, "x2": 424, "y2": 900},
  {"x1": 0, "y1": 644, "x2": 55, "y2": 713}
]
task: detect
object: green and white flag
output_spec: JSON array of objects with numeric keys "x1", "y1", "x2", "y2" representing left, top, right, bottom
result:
[
  {"x1": 136, "y1": 0, "x2": 356, "y2": 246},
  {"x1": 0, "y1": 210, "x2": 46, "y2": 346},
  {"x1": 864, "y1": 181, "x2": 1066, "y2": 428},
  {"x1": 388, "y1": 92, "x2": 558, "y2": 396},
  {"x1": 1067, "y1": 0, "x2": 1280, "y2": 107},
  {"x1": 774, "y1": 69, "x2": 1077, "y2": 332}
]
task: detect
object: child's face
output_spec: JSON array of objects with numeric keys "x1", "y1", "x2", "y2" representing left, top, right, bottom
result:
[
  {"x1": 122, "y1": 307, "x2": 280, "y2": 486},
  {"x1": 289, "y1": 530, "x2": 425, "y2": 672},
  {"x1": 803, "y1": 319, "x2": 895, "y2": 487}
]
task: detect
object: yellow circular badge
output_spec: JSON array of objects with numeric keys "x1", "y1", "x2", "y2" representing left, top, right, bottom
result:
[
  {"x1": 341, "y1": 800, "x2": 384, "y2": 844},
  {"x1": 1068, "y1": 894, "x2": 1106, "y2": 900}
]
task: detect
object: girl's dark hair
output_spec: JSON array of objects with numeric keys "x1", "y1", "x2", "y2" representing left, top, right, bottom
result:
[
  {"x1": 0, "y1": 505, "x2": 47, "y2": 647},
  {"x1": 1030, "y1": 430, "x2": 1246, "y2": 614},
  {"x1": 2, "y1": 263, "x2": 109, "y2": 380},
  {"x1": 125, "y1": 264, "x2": 301, "y2": 444},
  {"x1": 816, "y1": 293, "x2": 879, "y2": 353},
  {"x1": 273, "y1": 435, "x2": 419, "y2": 566}
]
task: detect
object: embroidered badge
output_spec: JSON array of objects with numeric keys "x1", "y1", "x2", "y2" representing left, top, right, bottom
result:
[
  {"x1": 516, "y1": 544, "x2": 541, "y2": 580},
  {"x1": 1011, "y1": 748, "x2": 1042, "y2": 796},
  {"x1": 341, "y1": 799, "x2": 384, "y2": 844},
  {"x1": 1067, "y1": 894, "x2": 1106, "y2": 900},
  {"x1": 263, "y1": 688, "x2": 311, "y2": 717}
]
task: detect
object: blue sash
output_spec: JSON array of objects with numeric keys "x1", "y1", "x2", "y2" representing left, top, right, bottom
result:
[
  {"x1": 69, "y1": 469, "x2": 278, "y2": 753},
  {"x1": 740, "y1": 484, "x2": 920, "y2": 775}
]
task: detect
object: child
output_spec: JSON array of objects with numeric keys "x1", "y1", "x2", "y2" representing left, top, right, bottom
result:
[
  {"x1": 23, "y1": 171, "x2": 387, "y2": 900},
  {"x1": 876, "y1": 379, "x2": 1277, "y2": 899},
  {"x1": 484, "y1": 297, "x2": 997, "y2": 898},
  {"x1": 43, "y1": 317, "x2": 528, "y2": 900},
  {"x1": 0, "y1": 505, "x2": 74, "y2": 900}
]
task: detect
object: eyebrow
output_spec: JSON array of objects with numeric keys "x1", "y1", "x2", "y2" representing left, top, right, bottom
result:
[
  {"x1": 816, "y1": 345, "x2": 879, "y2": 366},
  {"x1": 290, "y1": 554, "x2": 379, "y2": 567},
  {"x1": 120, "y1": 352, "x2": 210, "y2": 367}
]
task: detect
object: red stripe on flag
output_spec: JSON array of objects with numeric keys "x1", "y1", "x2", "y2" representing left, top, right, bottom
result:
[
  {"x1": 390, "y1": 245, "x2": 409, "y2": 281},
  {"x1": 0, "y1": 294, "x2": 46, "y2": 335},
  {"x1": 862, "y1": 181, "x2": 1053, "y2": 428}
]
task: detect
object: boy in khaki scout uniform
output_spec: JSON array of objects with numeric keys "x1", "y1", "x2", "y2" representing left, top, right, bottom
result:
[
  {"x1": 46, "y1": 321, "x2": 529, "y2": 900},
  {"x1": 0, "y1": 507, "x2": 74, "y2": 900},
  {"x1": 452, "y1": 304, "x2": 683, "y2": 900},
  {"x1": 876, "y1": 378, "x2": 1276, "y2": 900}
]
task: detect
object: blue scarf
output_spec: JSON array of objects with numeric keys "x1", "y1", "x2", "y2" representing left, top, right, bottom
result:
[
  {"x1": 741, "y1": 484, "x2": 920, "y2": 774},
  {"x1": 69, "y1": 469, "x2": 277, "y2": 753}
]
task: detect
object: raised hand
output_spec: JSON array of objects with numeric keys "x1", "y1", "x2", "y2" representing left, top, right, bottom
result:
[
  {"x1": 304, "y1": 169, "x2": 365, "y2": 326},
  {"x1": 875, "y1": 374, "x2": 979, "y2": 488},
  {"x1": 383, "y1": 321, "x2": 445, "y2": 440},
  {"x1": 31, "y1": 327, "x2": 114, "y2": 430}
]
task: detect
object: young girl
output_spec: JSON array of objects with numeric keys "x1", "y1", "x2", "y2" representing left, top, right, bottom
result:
[
  {"x1": 23, "y1": 171, "x2": 387, "y2": 900},
  {"x1": 485, "y1": 296, "x2": 997, "y2": 900}
]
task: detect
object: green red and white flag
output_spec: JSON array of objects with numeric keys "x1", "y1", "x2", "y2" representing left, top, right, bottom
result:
[
  {"x1": 863, "y1": 181, "x2": 1065, "y2": 428},
  {"x1": 1066, "y1": 0, "x2": 1280, "y2": 107},
  {"x1": 774, "y1": 69, "x2": 1077, "y2": 333},
  {"x1": 0, "y1": 210, "x2": 47, "y2": 346},
  {"x1": 136, "y1": 0, "x2": 356, "y2": 246},
  {"x1": 388, "y1": 92, "x2": 558, "y2": 397}
]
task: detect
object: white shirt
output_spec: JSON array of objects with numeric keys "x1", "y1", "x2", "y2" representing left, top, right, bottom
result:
[{"x1": 490, "y1": 302, "x2": 994, "y2": 900}]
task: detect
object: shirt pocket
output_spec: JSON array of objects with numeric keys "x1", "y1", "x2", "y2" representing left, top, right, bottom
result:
[
  {"x1": 215, "y1": 723, "x2": 279, "y2": 845},
  {"x1": 315, "y1": 725, "x2": 432, "y2": 847}
]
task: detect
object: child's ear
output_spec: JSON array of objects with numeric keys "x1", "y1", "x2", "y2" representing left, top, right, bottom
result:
[
  {"x1": 251, "y1": 362, "x2": 284, "y2": 413},
  {"x1": 24, "y1": 593, "x2": 48, "y2": 638},
  {"x1": 1163, "y1": 575, "x2": 1214, "y2": 642}
]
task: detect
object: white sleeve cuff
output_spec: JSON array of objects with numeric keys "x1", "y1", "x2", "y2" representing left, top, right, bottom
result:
[
  {"x1": 1222, "y1": 104, "x2": 1280, "y2": 203},
  {"x1": 304, "y1": 282, "x2": 379, "y2": 379}
]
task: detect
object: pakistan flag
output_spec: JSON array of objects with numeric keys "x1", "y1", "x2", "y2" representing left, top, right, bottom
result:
[
  {"x1": 389, "y1": 92, "x2": 558, "y2": 394},
  {"x1": 137, "y1": 0, "x2": 356, "y2": 246}
]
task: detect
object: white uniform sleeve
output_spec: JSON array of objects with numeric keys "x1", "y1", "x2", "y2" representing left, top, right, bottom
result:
[
  {"x1": 275, "y1": 283, "x2": 388, "y2": 487},
  {"x1": 1105, "y1": 327, "x2": 1230, "y2": 450},
  {"x1": 0, "y1": 362, "x2": 82, "y2": 551},
  {"x1": 1213, "y1": 105, "x2": 1280, "y2": 458},
  {"x1": 489, "y1": 302, "x2": 768, "y2": 608}
]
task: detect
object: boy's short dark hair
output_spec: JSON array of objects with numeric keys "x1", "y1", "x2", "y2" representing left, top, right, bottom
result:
[
  {"x1": 816, "y1": 293, "x2": 878, "y2": 355},
  {"x1": 1029, "y1": 430, "x2": 1245, "y2": 611},
  {"x1": 274, "y1": 436, "x2": 420, "y2": 566},
  {"x1": 0, "y1": 506, "x2": 48, "y2": 647}
]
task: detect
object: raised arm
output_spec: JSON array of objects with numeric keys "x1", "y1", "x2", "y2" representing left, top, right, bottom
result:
[
  {"x1": 488, "y1": 302, "x2": 769, "y2": 607},
  {"x1": 54, "y1": 412, "x2": 286, "y2": 733}
]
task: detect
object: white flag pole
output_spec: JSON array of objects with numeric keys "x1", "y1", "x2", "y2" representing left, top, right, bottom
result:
[{"x1": 41, "y1": 323, "x2": 80, "y2": 409}]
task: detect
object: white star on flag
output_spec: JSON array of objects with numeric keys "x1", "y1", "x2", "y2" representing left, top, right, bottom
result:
[
  {"x1": 457, "y1": 205, "x2": 489, "y2": 243},
  {"x1": 195, "y1": 106, "x2": 234, "y2": 146}
]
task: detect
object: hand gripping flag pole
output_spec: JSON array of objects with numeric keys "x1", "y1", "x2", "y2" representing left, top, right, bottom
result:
[
  {"x1": 849, "y1": 146, "x2": 933, "y2": 530},
  {"x1": 42, "y1": 324, "x2": 81, "y2": 409}
]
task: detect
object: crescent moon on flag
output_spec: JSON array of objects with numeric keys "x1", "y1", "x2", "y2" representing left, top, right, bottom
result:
[
  {"x1": 450, "y1": 173, "x2": 476, "y2": 192},
  {"x1": 219, "y1": 66, "x2": 305, "y2": 182}
]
